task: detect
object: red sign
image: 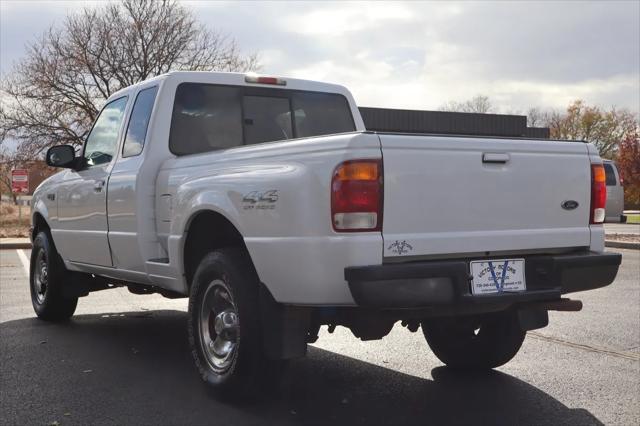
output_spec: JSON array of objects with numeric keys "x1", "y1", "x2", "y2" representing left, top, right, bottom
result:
[{"x1": 11, "y1": 169, "x2": 29, "y2": 194}]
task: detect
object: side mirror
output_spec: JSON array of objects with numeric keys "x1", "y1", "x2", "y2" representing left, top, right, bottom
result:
[{"x1": 46, "y1": 145, "x2": 77, "y2": 169}]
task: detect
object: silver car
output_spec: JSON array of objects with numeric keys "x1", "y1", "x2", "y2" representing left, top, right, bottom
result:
[{"x1": 603, "y1": 160, "x2": 626, "y2": 223}]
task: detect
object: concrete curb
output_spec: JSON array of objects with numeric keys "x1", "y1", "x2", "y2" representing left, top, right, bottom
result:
[
  {"x1": 0, "y1": 242, "x2": 32, "y2": 250},
  {"x1": 605, "y1": 240, "x2": 640, "y2": 250}
]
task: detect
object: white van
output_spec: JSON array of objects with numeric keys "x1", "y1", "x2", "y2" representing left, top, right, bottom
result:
[{"x1": 603, "y1": 160, "x2": 626, "y2": 223}]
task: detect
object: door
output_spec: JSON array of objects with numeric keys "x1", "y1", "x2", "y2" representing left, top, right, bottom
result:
[
  {"x1": 53, "y1": 96, "x2": 129, "y2": 266},
  {"x1": 108, "y1": 86, "x2": 159, "y2": 272}
]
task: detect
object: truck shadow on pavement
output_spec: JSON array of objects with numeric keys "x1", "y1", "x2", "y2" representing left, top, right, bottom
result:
[{"x1": 0, "y1": 310, "x2": 603, "y2": 426}]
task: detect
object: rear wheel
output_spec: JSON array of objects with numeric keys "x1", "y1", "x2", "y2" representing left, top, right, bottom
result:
[
  {"x1": 188, "y1": 248, "x2": 277, "y2": 397},
  {"x1": 30, "y1": 231, "x2": 78, "y2": 321},
  {"x1": 421, "y1": 311, "x2": 526, "y2": 369}
]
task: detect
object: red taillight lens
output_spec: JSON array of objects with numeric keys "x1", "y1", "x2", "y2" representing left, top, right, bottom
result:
[
  {"x1": 331, "y1": 159, "x2": 383, "y2": 232},
  {"x1": 590, "y1": 164, "x2": 607, "y2": 224},
  {"x1": 244, "y1": 75, "x2": 287, "y2": 86}
]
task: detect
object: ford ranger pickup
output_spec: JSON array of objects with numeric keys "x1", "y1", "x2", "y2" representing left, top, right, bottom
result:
[{"x1": 30, "y1": 71, "x2": 621, "y2": 396}]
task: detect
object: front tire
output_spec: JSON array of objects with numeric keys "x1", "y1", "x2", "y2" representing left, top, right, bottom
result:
[
  {"x1": 30, "y1": 231, "x2": 78, "y2": 321},
  {"x1": 187, "y1": 248, "x2": 271, "y2": 397},
  {"x1": 421, "y1": 311, "x2": 526, "y2": 370}
]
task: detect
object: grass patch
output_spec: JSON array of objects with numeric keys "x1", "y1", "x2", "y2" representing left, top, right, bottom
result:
[
  {"x1": 0, "y1": 202, "x2": 31, "y2": 238},
  {"x1": 625, "y1": 214, "x2": 640, "y2": 224}
]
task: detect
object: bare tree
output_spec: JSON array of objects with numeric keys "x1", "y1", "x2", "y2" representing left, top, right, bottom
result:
[
  {"x1": 526, "y1": 107, "x2": 551, "y2": 127},
  {"x1": 439, "y1": 95, "x2": 494, "y2": 114},
  {"x1": 0, "y1": 0, "x2": 259, "y2": 158}
]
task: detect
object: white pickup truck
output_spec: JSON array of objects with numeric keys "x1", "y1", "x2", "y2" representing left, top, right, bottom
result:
[{"x1": 31, "y1": 71, "x2": 621, "y2": 396}]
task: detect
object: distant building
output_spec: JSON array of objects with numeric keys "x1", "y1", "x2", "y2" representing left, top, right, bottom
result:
[{"x1": 359, "y1": 107, "x2": 550, "y2": 139}]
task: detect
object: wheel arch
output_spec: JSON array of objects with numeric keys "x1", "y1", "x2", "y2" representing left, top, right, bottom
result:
[
  {"x1": 182, "y1": 209, "x2": 256, "y2": 290},
  {"x1": 31, "y1": 211, "x2": 51, "y2": 241}
]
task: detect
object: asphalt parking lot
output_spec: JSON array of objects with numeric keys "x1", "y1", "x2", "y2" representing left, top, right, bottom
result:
[{"x1": 1, "y1": 248, "x2": 638, "y2": 426}]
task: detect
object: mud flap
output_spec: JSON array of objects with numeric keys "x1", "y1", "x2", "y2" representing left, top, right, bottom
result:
[{"x1": 259, "y1": 283, "x2": 311, "y2": 360}]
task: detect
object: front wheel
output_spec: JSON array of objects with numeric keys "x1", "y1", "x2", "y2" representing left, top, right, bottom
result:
[
  {"x1": 421, "y1": 311, "x2": 526, "y2": 370},
  {"x1": 30, "y1": 231, "x2": 78, "y2": 321},
  {"x1": 187, "y1": 248, "x2": 276, "y2": 397}
]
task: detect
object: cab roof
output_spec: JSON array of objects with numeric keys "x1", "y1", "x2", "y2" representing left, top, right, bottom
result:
[{"x1": 108, "y1": 71, "x2": 352, "y2": 101}]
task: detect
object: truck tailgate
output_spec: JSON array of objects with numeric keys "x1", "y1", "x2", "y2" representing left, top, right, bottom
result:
[{"x1": 380, "y1": 134, "x2": 592, "y2": 258}]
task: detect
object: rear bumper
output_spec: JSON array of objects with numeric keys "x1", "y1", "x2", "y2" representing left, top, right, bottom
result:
[{"x1": 345, "y1": 251, "x2": 621, "y2": 309}]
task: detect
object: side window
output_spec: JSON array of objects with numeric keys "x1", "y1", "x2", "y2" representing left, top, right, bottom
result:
[
  {"x1": 169, "y1": 84, "x2": 242, "y2": 155},
  {"x1": 84, "y1": 97, "x2": 128, "y2": 167},
  {"x1": 291, "y1": 92, "x2": 355, "y2": 138},
  {"x1": 242, "y1": 96, "x2": 292, "y2": 145},
  {"x1": 123, "y1": 86, "x2": 158, "y2": 157},
  {"x1": 603, "y1": 163, "x2": 617, "y2": 186}
]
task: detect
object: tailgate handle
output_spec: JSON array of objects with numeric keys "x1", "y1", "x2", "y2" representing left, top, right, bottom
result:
[{"x1": 483, "y1": 153, "x2": 510, "y2": 164}]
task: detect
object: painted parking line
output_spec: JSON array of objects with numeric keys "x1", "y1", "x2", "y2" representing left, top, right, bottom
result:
[{"x1": 16, "y1": 249, "x2": 30, "y2": 277}]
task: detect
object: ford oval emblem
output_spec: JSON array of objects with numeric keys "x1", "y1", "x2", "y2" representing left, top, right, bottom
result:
[{"x1": 561, "y1": 200, "x2": 579, "y2": 210}]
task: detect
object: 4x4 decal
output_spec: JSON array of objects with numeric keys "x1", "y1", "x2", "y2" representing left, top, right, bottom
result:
[{"x1": 242, "y1": 190, "x2": 279, "y2": 210}]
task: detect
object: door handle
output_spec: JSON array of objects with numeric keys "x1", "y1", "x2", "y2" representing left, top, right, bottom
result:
[
  {"x1": 482, "y1": 153, "x2": 510, "y2": 164},
  {"x1": 94, "y1": 181, "x2": 105, "y2": 192}
]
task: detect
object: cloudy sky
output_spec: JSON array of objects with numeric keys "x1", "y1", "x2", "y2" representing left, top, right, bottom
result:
[{"x1": 1, "y1": 0, "x2": 639, "y2": 114}]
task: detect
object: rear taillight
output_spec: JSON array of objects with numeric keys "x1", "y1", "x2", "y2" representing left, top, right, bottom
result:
[
  {"x1": 590, "y1": 164, "x2": 607, "y2": 224},
  {"x1": 331, "y1": 159, "x2": 383, "y2": 232}
]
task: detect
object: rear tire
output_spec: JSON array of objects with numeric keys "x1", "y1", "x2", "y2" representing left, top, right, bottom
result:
[
  {"x1": 29, "y1": 231, "x2": 78, "y2": 321},
  {"x1": 187, "y1": 248, "x2": 277, "y2": 398},
  {"x1": 421, "y1": 311, "x2": 525, "y2": 370}
]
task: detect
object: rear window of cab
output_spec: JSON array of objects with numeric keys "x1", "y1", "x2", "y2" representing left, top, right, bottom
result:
[{"x1": 169, "y1": 83, "x2": 356, "y2": 156}]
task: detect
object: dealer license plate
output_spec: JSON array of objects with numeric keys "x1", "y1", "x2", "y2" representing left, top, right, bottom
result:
[{"x1": 470, "y1": 259, "x2": 526, "y2": 295}]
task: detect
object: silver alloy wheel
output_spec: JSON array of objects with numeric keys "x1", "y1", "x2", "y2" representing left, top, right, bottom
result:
[
  {"x1": 33, "y1": 248, "x2": 48, "y2": 304},
  {"x1": 199, "y1": 279, "x2": 239, "y2": 372}
]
